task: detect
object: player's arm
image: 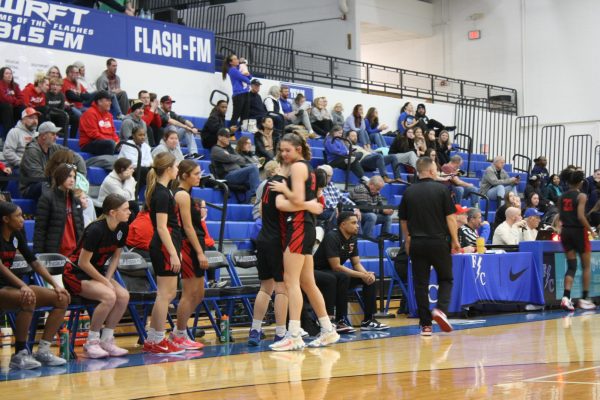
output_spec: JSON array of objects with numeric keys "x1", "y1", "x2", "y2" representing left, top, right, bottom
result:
[{"x1": 578, "y1": 193, "x2": 594, "y2": 234}]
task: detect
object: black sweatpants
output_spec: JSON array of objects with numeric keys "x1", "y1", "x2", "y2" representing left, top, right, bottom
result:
[
  {"x1": 230, "y1": 92, "x2": 250, "y2": 128},
  {"x1": 329, "y1": 156, "x2": 365, "y2": 181},
  {"x1": 410, "y1": 237, "x2": 453, "y2": 327},
  {"x1": 315, "y1": 269, "x2": 377, "y2": 321}
]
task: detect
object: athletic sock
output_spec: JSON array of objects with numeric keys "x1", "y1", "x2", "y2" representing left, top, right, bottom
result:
[
  {"x1": 288, "y1": 320, "x2": 301, "y2": 337},
  {"x1": 275, "y1": 325, "x2": 287, "y2": 337},
  {"x1": 101, "y1": 328, "x2": 114, "y2": 342},
  {"x1": 147, "y1": 328, "x2": 156, "y2": 343},
  {"x1": 251, "y1": 319, "x2": 263, "y2": 332},
  {"x1": 318, "y1": 316, "x2": 333, "y2": 333},
  {"x1": 583, "y1": 290, "x2": 589, "y2": 300},
  {"x1": 173, "y1": 329, "x2": 188, "y2": 338},
  {"x1": 88, "y1": 330, "x2": 101, "y2": 342},
  {"x1": 154, "y1": 331, "x2": 165, "y2": 342},
  {"x1": 563, "y1": 289, "x2": 571, "y2": 299},
  {"x1": 38, "y1": 339, "x2": 52, "y2": 353}
]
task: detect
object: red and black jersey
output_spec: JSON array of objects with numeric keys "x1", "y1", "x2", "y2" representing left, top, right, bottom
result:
[
  {"x1": 559, "y1": 190, "x2": 583, "y2": 228},
  {"x1": 0, "y1": 231, "x2": 36, "y2": 285},
  {"x1": 286, "y1": 160, "x2": 317, "y2": 226},
  {"x1": 258, "y1": 175, "x2": 286, "y2": 245},
  {"x1": 67, "y1": 219, "x2": 128, "y2": 273},
  {"x1": 174, "y1": 187, "x2": 206, "y2": 245},
  {"x1": 150, "y1": 183, "x2": 182, "y2": 235}
]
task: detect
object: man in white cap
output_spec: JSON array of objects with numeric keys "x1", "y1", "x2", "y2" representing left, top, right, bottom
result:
[
  {"x1": 3, "y1": 107, "x2": 39, "y2": 169},
  {"x1": 19, "y1": 121, "x2": 86, "y2": 199}
]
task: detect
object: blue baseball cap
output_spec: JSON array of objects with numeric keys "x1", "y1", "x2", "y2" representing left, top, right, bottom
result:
[{"x1": 524, "y1": 208, "x2": 543, "y2": 218}]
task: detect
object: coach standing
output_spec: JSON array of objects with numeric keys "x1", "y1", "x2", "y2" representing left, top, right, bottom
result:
[{"x1": 398, "y1": 157, "x2": 460, "y2": 336}]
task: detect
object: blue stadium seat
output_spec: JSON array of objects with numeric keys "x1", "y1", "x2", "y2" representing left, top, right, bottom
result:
[
  {"x1": 87, "y1": 167, "x2": 108, "y2": 186},
  {"x1": 240, "y1": 132, "x2": 254, "y2": 144},
  {"x1": 67, "y1": 138, "x2": 81, "y2": 152},
  {"x1": 380, "y1": 184, "x2": 407, "y2": 200},
  {"x1": 13, "y1": 199, "x2": 36, "y2": 214},
  {"x1": 192, "y1": 187, "x2": 224, "y2": 204},
  {"x1": 7, "y1": 179, "x2": 20, "y2": 199},
  {"x1": 205, "y1": 221, "x2": 253, "y2": 240},
  {"x1": 24, "y1": 220, "x2": 34, "y2": 243},
  {"x1": 207, "y1": 204, "x2": 253, "y2": 221},
  {"x1": 311, "y1": 147, "x2": 324, "y2": 158}
]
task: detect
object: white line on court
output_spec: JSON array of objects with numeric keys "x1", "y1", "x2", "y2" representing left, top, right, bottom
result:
[{"x1": 523, "y1": 365, "x2": 600, "y2": 382}]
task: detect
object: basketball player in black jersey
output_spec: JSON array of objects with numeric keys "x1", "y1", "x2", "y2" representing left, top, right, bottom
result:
[
  {"x1": 172, "y1": 160, "x2": 208, "y2": 350},
  {"x1": 269, "y1": 133, "x2": 340, "y2": 351},
  {"x1": 558, "y1": 169, "x2": 597, "y2": 311}
]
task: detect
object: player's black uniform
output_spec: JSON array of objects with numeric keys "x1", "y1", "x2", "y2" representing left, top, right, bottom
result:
[
  {"x1": 559, "y1": 190, "x2": 590, "y2": 254},
  {"x1": 256, "y1": 175, "x2": 286, "y2": 282},
  {"x1": 284, "y1": 160, "x2": 317, "y2": 255},
  {"x1": 174, "y1": 187, "x2": 206, "y2": 279},
  {"x1": 149, "y1": 183, "x2": 183, "y2": 277}
]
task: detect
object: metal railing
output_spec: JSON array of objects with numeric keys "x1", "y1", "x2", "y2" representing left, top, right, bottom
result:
[{"x1": 453, "y1": 133, "x2": 473, "y2": 176}]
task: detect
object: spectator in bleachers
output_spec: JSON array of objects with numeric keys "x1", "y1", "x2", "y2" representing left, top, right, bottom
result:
[
  {"x1": 235, "y1": 136, "x2": 264, "y2": 168},
  {"x1": 343, "y1": 104, "x2": 371, "y2": 149},
  {"x1": 211, "y1": 128, "x2": 260, "y2": 199},
  {"x1": 262, "y1": 85, "x2": 286, "y2": 133},
  {"x1": 21, "y1": 74, "x2": 49, "y2": 117},
  {"x1": 522, "y1": 207, "x2": 543, "y2": 240},
  {"x1": 291, "y1": 93, "x2": 315, "y2": 136},
  {"x1": 62, "y1": 193, "x2": 131, "y2": 359},
  {"x1": 247, "y1": 79, "x2": 267, "y2": 129},
  {"x1": 62, "y1": 65, "x2": 93, "y2": 117},
  {"x1": 74, "y1": 188, "x2": 96, "y2": 227},
  {"x1": 252, "y1": 160, "x2": 280, "y2": 220},
  {"x1": 459, "y1": 207, "x2": 490, "y2": 249},
  {"x1": 46, "y1": 77, "x2": 78, "y2": 138},
  {"x1": 19, "y1": 122, "x2": 86, "y2": 199},
  {"x1": 254, "y1": 116, "x2": 279, "y2": 162},
  {"x1": 454, "y1": 205, "x2": 475, "y2": 252},
  {"x1": 3, "y1": 107, "x2": 39, "y2": 169},
  {"x1": 582, "y1": 169, "x2": 600, "y2": 212},
  {"x1": 46, "y1": 66, "x2": 62, "y2": 80},
  {"x1": 0, "y1": 161, "x2": 11, "y2": 191},
  {"x1": 79, "y1": 90, "x2": 119, "y2": 156},
  {"x1": 543, "y1": 174, "x2": 562, "y2": 204},
  {"x1": 350, "y1": 176, "x2": 394, "y2": 240},
  {"x1": 157, "y1": 95, "x2": 199, "y2": 157},
  {"x1": 313, "y1": 211, "x2": 389, "y2": 331},
  {"x1": 492, "y1": 207, "x2": 530, "y2": 245},
  {"x1": 493, "y1": 191, "x2": 521, "y2": 230},
  {"x1": 316, "y1": 165, "x2": 359, "y2": 229},
  {"x1": 364, "y1": 107, "x2": 387, "y2": 148},
  {"x1": 425, "y1": 129, "x2": 437, "y2": 150},
  {"x1": 396, "y1": 102, "x2": 418, "y2": 135},
  {"x1": 414, "y1": 103, "x2": 455, "y2": 133},
  {"x1": 34, "y1": 163, "x2": 84, "y2": 256},
  {"x1": 424, "y1": 148, "x2": 441, "y2": 170},
  {"x1": 151, "y1": 127, "x2": 184, "y2": 162},
  {"x1": 72, "y1": 61, "x2": 95, "y2": 92},
  {"x1": 531, "y1": 156, "x2": 549, "y2": 185},
  {"x1": 346, "y1": 130, "x2": 398, "y2": 183},
  {"x1": 201, "y1": 100, "x2": 233, "y2": 150},
  {"x1": 118, "y1": 126, "x2": 152, "y2": 186},
  {"x1": 388, "y1": 128, "x2": 418, "y2": 169},
  {"x1": 279, "y1": 86, "x2": 312, "y2": 134},
  {"x1": 310, "y1": 97, "x2": 333, "y2": 137},
  {"x1": 331, "y1": 102, "x2": 345, "y2": 127},
  {"x1": 414, "y1": 137, "x2": 427, "y2": 157},
  {"x1": 479, "y1": 156, "x2": 519, "y2": 206},
  {"x1": 222, "y1": 54, "x2": 252, "y2": 129},
  {"x1": 0, "y1": 201, "x2": 70, "y2": 370},
  {"x1": 324, "y1": 125, "x2": 368, "y2": 184},
  {"x1": 436, "y1": 130, "x2": 452, "y2": 166},
  {"x1": 525, "y1": 175, "x2": 552, "y2": 213},
  {"x1": 98, "y1": 158, "x2": 136, "y2": 205},
  {"x1": 441, "y1": 155, "x2": 479, "y2": 207},
  {"x1": 587, "y1": 200, "x2": 600, "y2": 230},
  {"x1": 0, "y1": 67, "x2": 25, "y2": 136},
  {"x1": 119, "y1": 100, "x2": 147, "y2": 142},
  {"x1": 95, "y1": 58, "x2": 128, "y2": 118},
  {"x1": 138, "y1": 90, "x2": 162, "y2": 147}
]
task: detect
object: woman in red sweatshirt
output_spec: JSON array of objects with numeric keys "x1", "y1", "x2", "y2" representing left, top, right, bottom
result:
[
  {"x1": 79, "y1": 90, "x2": 119, "y2": 156},
  {"x1": 0, "y1": 67, "x2": 25, "y2": 136}
]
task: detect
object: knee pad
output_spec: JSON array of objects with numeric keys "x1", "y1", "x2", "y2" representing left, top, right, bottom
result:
[{"x1": 565, "y1": 258, "x2": 578, "y2": 279}]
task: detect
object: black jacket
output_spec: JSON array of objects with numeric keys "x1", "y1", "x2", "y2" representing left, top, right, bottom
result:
[
  {"x1": 33, "y1": 188, "x2": 85, "y2": 254},
  {"x1": 201, "y1": 113, "x2": 226, "y2": 149},
  {"x1": 254, "y1": 130, "x2": 280, "y2": 161}
]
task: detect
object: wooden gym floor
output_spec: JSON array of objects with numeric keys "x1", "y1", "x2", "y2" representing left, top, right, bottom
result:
[{"x1": 1, "y1": 309, "x2": 599, "y2": 399}]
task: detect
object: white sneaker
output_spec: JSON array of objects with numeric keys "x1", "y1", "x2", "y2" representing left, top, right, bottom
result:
[
  {"x1": 84, "y1": 339, "x2": 110, "y2": 359},
  {"x1": 577, "y1": 298, "x2": 596, "y2": 310},
  {"x1": 299, "y1": 328, "x2": 309, "y2": 338},
  {"x1": 269, "y1": 333, "x2": 305, "y2": 352},
  {"x1": 9, "y1": 350, "x2": 42, "y2": 370},
  {"x1": 308, "y1": 329, "x2": 340, "y2": 348},
  {"x1": 561, "y1": 296, "x2": 575, "y2": 311},
  {"x1": 33, "y1": 349, "x2": 67, "y2": 366}
]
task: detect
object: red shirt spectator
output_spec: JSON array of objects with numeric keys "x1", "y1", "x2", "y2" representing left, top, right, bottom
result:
[
  {"x1": 0, "y1": 67, "x2": 24, "y2": 107},
  {"x1": 21, "y1": 78, "x2": 49, "y2": 108},
  {"x1": 79, "y1": 96, "x2": 119, "y2": 149}
]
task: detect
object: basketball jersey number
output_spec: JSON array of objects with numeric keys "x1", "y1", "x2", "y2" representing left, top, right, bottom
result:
[
  {"x1": 562, "y1": 198, "x2": 573, "y2": 212},
  {"x1": 310, "y1": 172, "x2": 316, "y2": 191}
]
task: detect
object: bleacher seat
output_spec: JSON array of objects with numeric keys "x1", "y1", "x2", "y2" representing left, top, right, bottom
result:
[
  {"x1": 24, "y1": 220, "x2": 34, "y2": 243},
  {"x1": 207, "y1": 204, "x2": 253, "y2": 221},
  {"x1": 13, "y1": 199, "x2": 36, "y2": 214},
  {"x1": 87, "y1": 167, "x2": 108, "y2": 186},
  {"x1": 205, "y1": 221, "x2": 253, "y2": 240}
]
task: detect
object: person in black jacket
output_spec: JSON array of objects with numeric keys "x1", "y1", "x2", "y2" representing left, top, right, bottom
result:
[
  {"x1": 388, "y1": 128, "x2": 418, "y2": 169},
  {"x1": 201, "y1": 101, "x2": 236, "y2": 149},
  {"x1": 247, "y1": 79, "x2": 267, "y2": 124},
  {"x1": 33, "y1": 164, "x2": 84, "y2": 257},
  {"x1": 254, "y1": 116, "x2": 280, "y2": 161}
]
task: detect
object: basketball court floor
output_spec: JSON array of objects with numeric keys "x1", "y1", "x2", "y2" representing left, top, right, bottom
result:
[{"x1": 1, "y1": 309, "x2": 599, "y2": 399}]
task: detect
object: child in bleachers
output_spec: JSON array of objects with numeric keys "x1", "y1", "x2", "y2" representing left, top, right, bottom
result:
[
  {"x1": 143, "y1": 152, "x2": 185, "y2": 354},
  {"x1": 0, "y1": 201, "x2": 70, "y2": 369},
  {"x1": 62, "y1": 194, "x2": 130, "y2": 359}
]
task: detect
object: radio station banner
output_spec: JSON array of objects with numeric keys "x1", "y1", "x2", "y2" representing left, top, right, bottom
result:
[
  {"x1": 0, "y1": 0, "x2": 215, "y2": 72},
  {"x1": 281, "y1": 82, "x2": 314, "y2": 102}
]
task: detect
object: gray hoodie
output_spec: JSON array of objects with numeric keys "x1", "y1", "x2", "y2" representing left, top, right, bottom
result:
[
  {"x1": 151, "y1": 140, "x2": 184, "y2": 162},
  {"x1": 3, "y1": 121, "x2": 36, "y2": 168},
  {"x1": 119, "y1": 114, "x2": 148, "y2": 142}
]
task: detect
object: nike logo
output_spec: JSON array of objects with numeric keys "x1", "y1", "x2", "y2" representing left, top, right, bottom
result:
[{"x1": 509, "y1": 267, "x2": 528, "y2": 281}]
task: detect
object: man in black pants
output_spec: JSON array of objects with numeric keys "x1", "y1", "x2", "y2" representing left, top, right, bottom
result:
[
  {"x1": 399, "y1": 156, "x2": 460, "y2": 336},
  {"x1": 313, "y1": 211, "x2": 389, "y2": 333}
]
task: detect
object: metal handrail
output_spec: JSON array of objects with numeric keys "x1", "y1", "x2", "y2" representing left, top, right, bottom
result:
[
  {"x1": 453, "y1": 133, "x2": 473, "y2": 176},
  {"x1": 115, "y1": 141, "x2": 142, "y2": 196},
  {"x1": 512, "y1": 154, "x2": 532, "y2": 182}
]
